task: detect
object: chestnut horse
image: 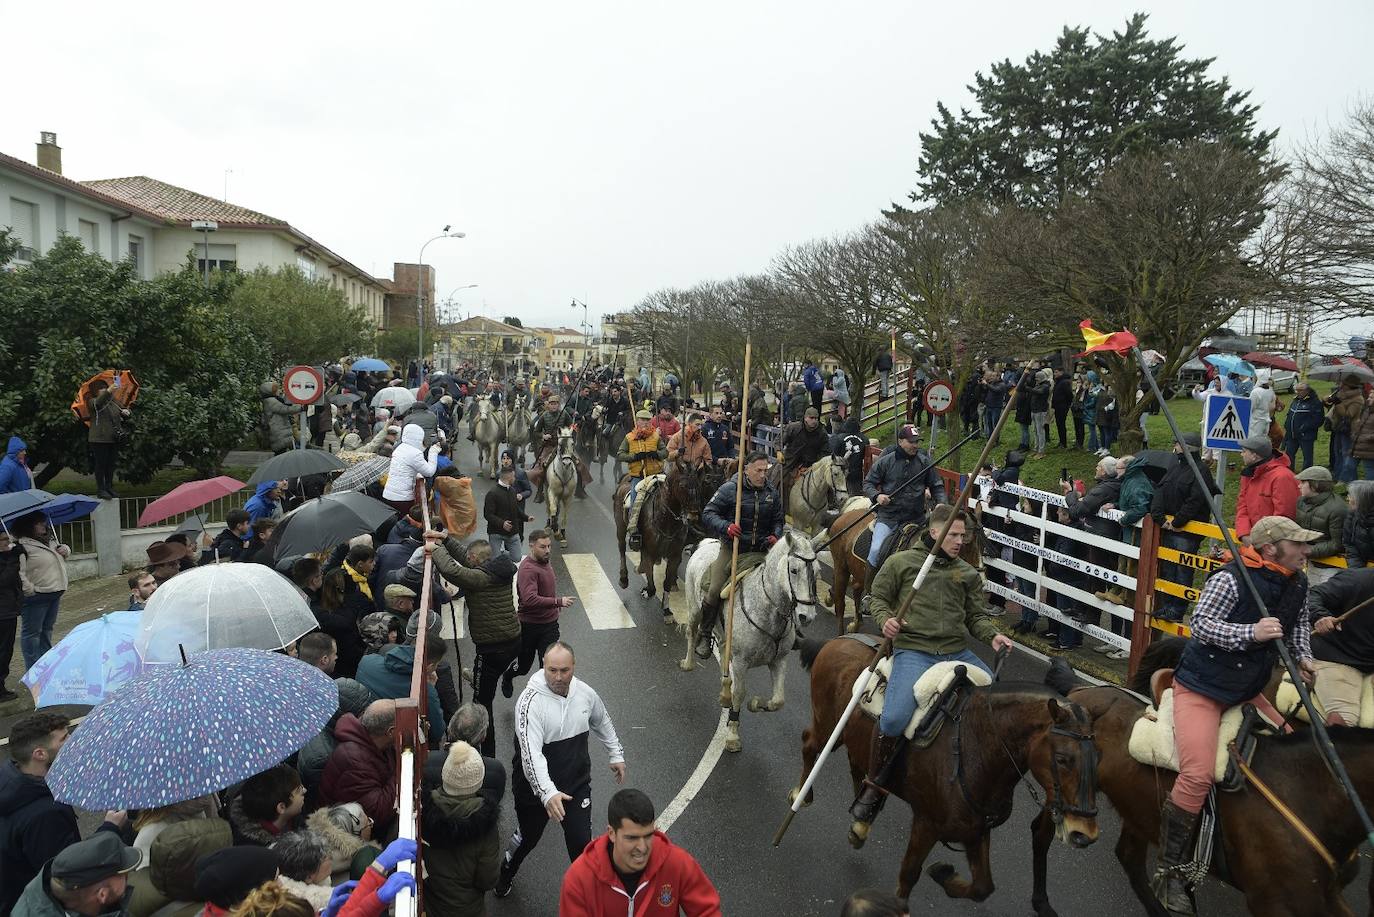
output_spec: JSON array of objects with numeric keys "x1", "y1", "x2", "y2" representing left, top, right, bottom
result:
[
  {"x1": 1037, "y1": 652, "x2": 1374, "y2": 917},
  {"x1": 614, "y1": 458, "x2": 708, "y2": 618},
  {"x1": 794, "y1": 637, "x2": 1100, "y2": 906}
]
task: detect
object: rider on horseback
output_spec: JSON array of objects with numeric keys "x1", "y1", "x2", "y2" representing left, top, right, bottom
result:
[
  {"x1": 1153, "y1": 515, "x2": 1320, "y2": 916},
  {"x1": 695, "y1": 452, "x2": 784, "y2": 660},
  {"x1": 618, "y1": 410, "x2": 667, "y2": 551},
  {"x1": 701, "y1": 404, "x2": 737, "y2": 470},
  {"x1": 602, "y1": 384, "x2": 631, "y2": 433},
  {"x1": 860, "y1": 424, "x2": 946, "y2": 605},
  {"x1": 777, "y1": 407, "x2": 828, "y2": 509},
  {"x1": 667, "y1": 421, "x2": 712, "y2": 469},
  {"x1": 848, "y1": 504, "x2": 1013, "y2": 846},
  {"x1": 569, "y1": 383, "x2": 597, "y2": 422},
  {"x1": 532, "y1": 394, "x2": 590, "y2": 501}
]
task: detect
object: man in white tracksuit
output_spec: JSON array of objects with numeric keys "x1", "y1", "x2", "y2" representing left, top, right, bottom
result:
[{"x1": 496, "y1": 641, "x2": 625, "y2": 898}]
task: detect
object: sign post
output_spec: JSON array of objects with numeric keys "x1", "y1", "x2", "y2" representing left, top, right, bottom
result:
[
  {"x1": 283, "y1": 365, "x2": 324, "y2": 451},
  {"x1": 921, "y1": 380, "x2": 955, "y2": 451}
]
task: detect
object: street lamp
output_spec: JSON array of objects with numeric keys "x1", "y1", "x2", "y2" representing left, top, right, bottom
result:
[
  {"x1": 417, "y1": 227, "x2": 465, "y2": 381},
  {"x1": 190, "y1": 219, "x2": 218, "y2": 288},
  {"x1": 571, "y1": 297, "x2": 591, "y2": 371}
]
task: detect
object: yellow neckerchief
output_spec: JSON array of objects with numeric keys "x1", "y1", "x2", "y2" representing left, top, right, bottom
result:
[
  {"x1": 342, "y1": 562, "x2": 373, "y2": 600},
  {"x1": 1220, "y1": 545, "x2": 1297, "y2": 579}
]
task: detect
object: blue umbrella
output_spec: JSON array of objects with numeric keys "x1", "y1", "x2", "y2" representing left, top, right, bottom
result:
[
  {"x1": 0, "y1": 489, "x2": 54, "y2": 527},
  {"x1": 351, "y1": 357, "x2": 390, "y2": 372},
  {"x1": 47, "y1": 648, "x2": 337, "y2": 809},
  {"x1": 1203, "y1": 353, "x2": 1256, "y2": 378},
  {"x1": 20, "y1": 611, "x2": 141, "y2": 707},
  {"x1": 41, "y1": 494, "x2": 101, "y2": 525}
]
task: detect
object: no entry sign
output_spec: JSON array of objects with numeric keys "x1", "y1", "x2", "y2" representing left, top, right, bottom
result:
[
  {"x1": 922, "y1": 380, "x2": 955, "y2": 416},
  {"x1": 283, "y1": 365, "x2": 324, "y2": 406}
]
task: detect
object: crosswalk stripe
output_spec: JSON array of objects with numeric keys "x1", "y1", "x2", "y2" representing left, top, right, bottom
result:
[
  {"x1": 627, "y1": 549, "x2": 691, "y2": 625},
  {"x1": 563, "y1": 553, "x2": 636, "y2": 629}
]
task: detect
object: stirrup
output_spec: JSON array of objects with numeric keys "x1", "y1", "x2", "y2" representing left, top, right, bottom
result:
[{"x1": 694, "y1": 633, "x2": 715, "y2": 660}]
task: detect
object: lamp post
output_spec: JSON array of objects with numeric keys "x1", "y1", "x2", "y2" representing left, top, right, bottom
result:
[
  {"x1": 417, "y1": 227, "x2": 465, "y2": 382},
  {"x1": 435, "y1": 285, "x2": 478, "y2": 373},
  {"x1": 190, "y1": 220, "x2": 218, "y2": 288}
]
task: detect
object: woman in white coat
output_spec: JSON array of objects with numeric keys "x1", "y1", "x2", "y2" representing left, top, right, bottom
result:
[{"x1": 382, "y1": 424, "x2": 441, "y2": 513}]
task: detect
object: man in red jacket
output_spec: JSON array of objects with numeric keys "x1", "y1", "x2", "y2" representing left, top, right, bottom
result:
[
  {"x1": 1236, "y1": 434, "x2": 1300, "y2": 540},
  {"x1": 320, "y1": 699, "x2": 398, "y2": 836},
  {"x1": 559, "y1": 789, "x2": 720, "y2": 916}
]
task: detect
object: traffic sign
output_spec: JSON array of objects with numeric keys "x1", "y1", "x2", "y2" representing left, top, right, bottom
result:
[
  {"x1": 1203, "y1": 393, "x2": 1251, "y2": 450},
  {"x1": 283, "y1": 365, "x2": 324, "y2": 406},
  {"x1": 922, "y1": 380, "x2": 955, "y2": 416}
]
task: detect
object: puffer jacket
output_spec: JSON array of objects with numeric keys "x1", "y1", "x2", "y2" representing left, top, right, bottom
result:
[
  {"x1": 1297, "y1": 490, "x2": 1348, "y2": 561},
  {"x1": 1328, "y1": 383, "x2": 1366, "y2": 434},
  {"x1": 1150, "y1": 453, "x2": 1217, "y2": 530},
  {"x1": 1345, "y1": 509, "x2": 1374, "y2": 569},
  {"x1": 320, "y1": 713, "x2": 398, "y2": 831},
  {"x1": 17, "y1": 536, "x2": 68, "y2": 595},
  {"x1": 259, "y1": 382, "x2": 302, "y2": 452},
  {"x1": 1350, "y1": 406, "x2": 1374, "y2": 460},
  {"x1": 1116, "y1": 456, "x2": 1155, "y2": 526},
  {"x1": 1235, "y1": 451, "x2": 1299, "y2": 537},
  {"x1": 1029, "y1": 374, "x2": 1052, "y2": 413},
  {"x1": 863, "y1": 445, "x2": 947, "y2": 527},
  {"x1": 1065, "y1": 477, "x2": 1121, "y2": 539},
  {"x1": 421, "y1": 789, "x2": 501, "y2": 916},
  {"x1": 431, "y1": 538, "x2": 520, "y2": 647},
  {"x1": 702, "y1": 477, "x2": 784, "y2": 554},
  {"x1": 382, "y1": 425, "x2": 440, "y2": 501}
]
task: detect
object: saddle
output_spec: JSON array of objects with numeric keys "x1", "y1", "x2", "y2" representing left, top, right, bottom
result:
[
  {"x1": 1275, "y1": 669, "x2": 1374, "y2": 727},
  {"x1": 1128, "y1": 669, "x2": 1274, "y2": 790},
  {"x1": 719, "y1": 553, "x2": 767, "y2": 601},
  {"x1": 851, "y1": 522, "x2": 923, "y2": 568},
  {"x1": 848, "y1": 643, "x2": 993, "y2": 747},
  {"x1": 623, "y1": 473, "x2": 665, "y2": 512}
]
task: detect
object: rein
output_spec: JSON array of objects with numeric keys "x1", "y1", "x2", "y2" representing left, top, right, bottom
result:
[{"x1": 740, "y1": 546, "x2": 818, "y2": 657}]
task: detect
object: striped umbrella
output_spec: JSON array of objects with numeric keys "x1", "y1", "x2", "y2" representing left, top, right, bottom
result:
[{"x1": 328, "y1": 455, "x2": 391, "y2": 493}]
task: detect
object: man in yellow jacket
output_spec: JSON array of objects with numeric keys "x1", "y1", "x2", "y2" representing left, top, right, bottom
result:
[{"x1": 618, "y1": 410, "x2": 667, "y2": 550}]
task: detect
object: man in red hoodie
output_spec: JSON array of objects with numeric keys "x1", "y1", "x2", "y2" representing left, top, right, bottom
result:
[
  {"x1": 559, "y1": 789, "x2": 720, "y2": 916},
  {"x1": 501, "y1": 529, "x2": 574, "y2": 698}
]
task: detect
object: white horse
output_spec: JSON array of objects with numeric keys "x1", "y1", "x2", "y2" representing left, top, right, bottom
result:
[
  {"x1": 545, "y1": 426, "x2": 578, "y2": 547},
  {"x1": 679, "y1": 530, "x2": 820, "y2": 753},
  {"x1": 788, "y1": 454, "x2": 849, "y2": 535},
  {"x1": 505, "y1": 393, "x2": 531, "y2": 464},
  {"x1": 473, "y1": 397, "x2": 505, "y2": 479}
]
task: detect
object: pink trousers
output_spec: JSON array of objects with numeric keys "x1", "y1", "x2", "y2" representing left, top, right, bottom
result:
[{"x1": 1170, "y1": 681, "x2": 1284, "y2": 814}]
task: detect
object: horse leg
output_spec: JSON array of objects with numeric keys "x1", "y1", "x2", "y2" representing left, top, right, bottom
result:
[
  {"x1": 749, "y1": 657, "x2": 786, "y2": 713},
  {"x1": 1030, "y1": 808, "x2": 1061, "y2": 917},
  {"x1": 895, "y1": 818, "x2": 940, "y2": 899},
  {"x1": 1114, "y1": 828, "x2": 1169, "y2": 917},
  {"x1": 927, "y1": 831, "x2": 993, "y2": 901},
  {"x1": 661, "y1": 549, "x2": 682, "y2": 621},
  {"x1": 616, "y1": 511, "x2": 630, "y2": 590},
  {"x1": 848, "y1": 565, "x2": 865, "y2": 634},
  {"x1": 679, "y1": 615, "x2": 697, "y2": 672},
  {"x1": 723, "y1": 659, "x2": 744, "y2": 753},
  {"x1": 831, "y1": 561, "x2": 848, "y2": 635},
  {"x1": 789, "y1": 714, "x2": 826, "y2": 808}
]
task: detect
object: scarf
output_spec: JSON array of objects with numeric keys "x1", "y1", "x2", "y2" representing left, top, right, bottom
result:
[
  {"x1": 343, "y1": 562, "x2": 373, "y2": 601},
  {"x1": 1220, "y1": 545, "x2": 1297, "y2": 579}
]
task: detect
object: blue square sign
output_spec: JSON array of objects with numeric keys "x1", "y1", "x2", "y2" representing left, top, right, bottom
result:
[{"x1": 1203, "y1": 393, "x2": 1251, "y2": 450}]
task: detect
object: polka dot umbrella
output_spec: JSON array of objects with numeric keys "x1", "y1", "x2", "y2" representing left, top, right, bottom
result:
[{"x1": 47, "y1": 648, "x2": 337, "y2": 810}]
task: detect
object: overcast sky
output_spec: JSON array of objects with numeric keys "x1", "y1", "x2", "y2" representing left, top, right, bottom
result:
[{"x1": 4, "y1": 1, "x2": 1370, "y2": 345}]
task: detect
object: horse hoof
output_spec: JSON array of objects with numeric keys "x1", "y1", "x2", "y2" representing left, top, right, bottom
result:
[
  {"x1": 661, "y1": 607, "x2": 673, "y2": 623},
  {"x1": 748, "y1": 697, "x2": 762, "y2": 713},
  {"x1": 679, "y1": 659, "x2": 695, "y2": 672},
  {"x1": 559, "y1": 539, "x2": 567, "y2": 548},
  {"x1": 847, "y1": 822, "x2": 870, "y2": 849},
  {"x1": 724, "y1": 735, "x2": 742, "y2": 753},
  {"x1": 846, "y1": 619, "x2": 861, "y2": 635},
  {"x1": 787, "y1": 786, "x2": 813, "y2": 808},
  {"x1": 927, "y1": 863, "x2": 956, "y2": 887},
  {"x1": 619, "y1": 576, "x2": 629, "y2": 589}
]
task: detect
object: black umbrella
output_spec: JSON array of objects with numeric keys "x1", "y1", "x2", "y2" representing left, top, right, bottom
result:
[
  {"x1": 1131, "y1": 449, "x2": 1178, "y2": 485},
  {"x1": 331, "y1": 393, "x2": 362, "y2": 407},
  {"x1": 267, "y1": 491, "x2": 397, "y2": 559},
  {"x1": 247, "y1": 449, "x2": 347, "y2": 486}
]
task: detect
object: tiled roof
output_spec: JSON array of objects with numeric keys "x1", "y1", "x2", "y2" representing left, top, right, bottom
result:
[
  {"x1": 82, "y1": 176, "x2": 286, "y2": 227},
  {"x1": 0, "y1": 151, "x2": 164, "y2": 223}
]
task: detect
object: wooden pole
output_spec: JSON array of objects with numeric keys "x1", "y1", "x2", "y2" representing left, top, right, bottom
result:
[{"x1": 719, "y1": 339, "x2": 753, "y2": 708}]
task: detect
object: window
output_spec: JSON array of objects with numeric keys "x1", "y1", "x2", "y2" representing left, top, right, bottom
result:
[
  {"x1": 7, "y1": 198, "x2": 38, "y2": 261},
  {"x1": 297, "y1": 255, "x2": 316, "y2": 279},
  {"x1": 197, "y1": 243, "x2": 238, "y2": 274},
  {"x1": 127, "y1": 235, "x2": 143, "y2": 273},
  {"x1": 78, "y1": 219, "x2": 98, "y2": 252}
]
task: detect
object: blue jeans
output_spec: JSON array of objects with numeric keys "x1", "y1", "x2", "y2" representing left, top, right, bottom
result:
[
  {"x1": 879, "y1": 647, "x2": 993, "y2": 736},
  {"x1": 1097, "y1": 425, "x2": 1117, "y2": 452},
  {"x1": 20, "y1": 591, "x2": 62, "y2": 669},
  {"x1": 493, "y1": 533, "x2": 522, "y2": 561},
  {"x1": 1087, "y1": 424, "x2": 1099, "y2": 452},
  {"x1": 867, "y1": 520, "x2": 895, "y2": 568},
  {"x1": 1333, "y1": 432, "x2": 1354, "y2": 482},
  {"x1": 1283, "y1": 435, "x2": 1315, "y2": 472},
  {"x1": 1018, "y1": 422, "x2": 1031, "y2": 449}
]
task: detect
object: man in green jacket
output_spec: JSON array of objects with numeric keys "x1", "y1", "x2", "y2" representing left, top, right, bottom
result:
[{"x1": 849, "y1": 504, "x2": 1012, "y2": 845}]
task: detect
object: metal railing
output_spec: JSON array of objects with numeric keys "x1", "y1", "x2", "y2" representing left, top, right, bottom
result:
[{"x1": 118, "y1": 493, "x2": 241, "y2": 531}]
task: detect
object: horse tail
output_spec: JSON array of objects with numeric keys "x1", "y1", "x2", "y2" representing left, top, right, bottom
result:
[
  {"x1": 1125, "y1": 635, "x2": 1188, "y2": 695},
  {"x1": 798, "y1": 636, "x2": 830, "y2": 672}
]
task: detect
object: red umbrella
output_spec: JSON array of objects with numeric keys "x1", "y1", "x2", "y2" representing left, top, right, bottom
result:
[
  {"x1": 1244, "y1": 352, "x2": 1298, "y2": 371},
  {"x1": 137, "y1": 476, "x2": 246, "y2": 527}
]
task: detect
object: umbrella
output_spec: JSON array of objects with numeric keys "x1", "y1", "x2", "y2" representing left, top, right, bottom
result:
[
  {"x1": 71, "y1": 370, "x2": 140, "y2": 426},
  {"x1": 1310, "y1": 361, "x2": 1374, "y2": 384},
  {"x1": 40, "y1": 494, "x2": 100, "y2": 525},
  {"x1": 1203, "y1": 353, "x2": 1256, "y2": 378},
  {"x1": 268, "y1": 491, "x2": 396, "y2": 559},
  {"x1": 331, "y1": 393, "x2": 362, "y2": 407},
  {"x1": 138, "y1": 476, "x2": 246, "y2": 526},
  {"x1": 20, "y1": 611, "x2": 141, "y2": 707},
  {"x1": 371, "y1": 387, "x2": 416, "y2": 413},
  {"x1": 47, "y1": 648, "x2": 336, "y2": 809},
  {"x1": 173, "y1": 513, "x2": 210, "y2": 540},
  {"x1": 0, "y1": 489, "x2": 55, "y2": 528},
  {"x1": 1244, "y1": 352, "x2": 1299, "y2": 372},
  {"x1": 1129, "y1": 449, "x2": 1178, "y2": 485},
  {"x1": 135, "y1": 564, "x2": 318, "y2": 665},
  {"x1": 246, "y1": 450, "x2": 347, "y2": 487},
  {"x1": 351, "y1": 357, "x2": 390, "y2": 372},
  {"x1": 328, "y1": 455, "x2": 391, "y2": 493}
]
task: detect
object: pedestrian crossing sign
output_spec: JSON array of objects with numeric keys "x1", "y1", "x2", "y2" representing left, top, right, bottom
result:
[{"x1": 1203, "y1": 393, "x2": 1250, "y2": 450}]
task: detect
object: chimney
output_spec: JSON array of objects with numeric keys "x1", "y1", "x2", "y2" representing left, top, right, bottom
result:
[{"x1": 36, "y1": 132, "x2": 62, "y2": 174}]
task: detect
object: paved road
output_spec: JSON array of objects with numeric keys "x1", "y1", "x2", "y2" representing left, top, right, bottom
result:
[{"x1": 444, "y1": 435, "x2": 1343, "y2": 916}]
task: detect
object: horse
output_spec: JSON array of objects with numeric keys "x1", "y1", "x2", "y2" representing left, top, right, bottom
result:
[
  {"x1": 544, "y1": 427, "x2": 578, "y2": 547},
  {"x1": 504, "y1": 393, "x2": 531, "y2": 464},
  {"x1": 794, "y1": 637, "x2": 1101, "y2": 908},
  {"x1": 825, "y1": 506, "x2": 879, "y2": 634},
  {"x1": 613, "y1": 458, "x2": 707, "y2": 617},
  {"x1": 472, "y1": 397, "x2": 505, "y2": 479},
  {"x1": 602, "y1": 409, "x2": 631, "y2": 480},
  {"x1": 1036, "y1": 651, "x2": 1374, "y2": 917},
  {"x1": 679, "y1": 531, "x2": 820, "y2": 753},
  {"x1": 788, "y1": 455, "x2": 851, "y2": 535},
  {"x1": 574, "y1": 404, "x2": 605, "y2": 482}
]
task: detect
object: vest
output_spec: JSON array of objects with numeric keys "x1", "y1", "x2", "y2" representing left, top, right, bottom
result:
[
  {"x1": 627, "y1": 431, "x2": 663, "y2": 478},
  {"x1": 1174, "y1": 560, "x2": 1307, "y2": 706}
]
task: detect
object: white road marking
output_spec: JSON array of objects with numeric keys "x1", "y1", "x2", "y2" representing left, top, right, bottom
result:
[
  {"x1": 563, "y1": 553, "x2": 636, "y2": 629},
  {"x1": 659, "y1": 707, "x2": 729, "y2": 832}
]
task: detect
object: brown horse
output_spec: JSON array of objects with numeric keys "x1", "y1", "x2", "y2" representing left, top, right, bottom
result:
[
  {"x1": 614, "y1": 458, "x2": 707, "y2": 617},
  {"x1": 1036, "y1": 652, "x2": 1374, "y2": 917},
  {"x1": 826, "y1": 507, "x2": 877, "y2": 634},
  {"x1": 794, "y1": 637, "x2": 1100, "y2": 906}
]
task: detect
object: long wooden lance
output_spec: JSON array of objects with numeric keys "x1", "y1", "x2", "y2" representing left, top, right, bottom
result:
[
  {"x1": 1129, "y1": 344, "x2": 1374, "y2": 848},
  {"x1": 719, "y1": 339, "x2": 753, "y2": 708},
  {"x1": 773, "y1": 369, "x2": 1026, "y2": 845}
]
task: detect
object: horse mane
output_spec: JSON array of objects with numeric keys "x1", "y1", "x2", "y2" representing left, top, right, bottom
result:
[{"x1": 1124, "y1": 636, "x2": 1188, "y2": 695}]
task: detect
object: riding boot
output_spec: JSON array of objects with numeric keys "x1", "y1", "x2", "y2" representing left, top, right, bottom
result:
[
  {"x1": 534, "y1": 486, "x2": 545, "y2": 504},
  {"x1": 695, "y1": 598, "x2": 720, "y2": 660},
  {"x1": 626, "y1": 506, "x2": 641, "y2": 551},
  {"x1": 848, "y1": 732, "x2": 906, "y2": 848},
  {"x1": 1151, "y1": 800, "x2": 1198, "y2": 916}
]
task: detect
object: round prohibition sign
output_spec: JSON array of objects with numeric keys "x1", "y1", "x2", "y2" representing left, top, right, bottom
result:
[
  {"x1": 283, "y1": 365, "x2": 324, "y2": 406},
  {"x1": 922, "y1": 380, "x2": 955, "y2": 416}
]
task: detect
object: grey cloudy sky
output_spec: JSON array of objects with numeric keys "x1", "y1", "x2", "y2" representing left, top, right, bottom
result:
[{"x1": 4, "y1": 1, "x2": 1370, "y2": 342}]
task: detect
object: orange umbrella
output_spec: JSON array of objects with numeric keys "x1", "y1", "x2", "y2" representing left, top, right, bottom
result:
[{"x1": 71, "y1": 370, "x2": 140, "y2": 426}]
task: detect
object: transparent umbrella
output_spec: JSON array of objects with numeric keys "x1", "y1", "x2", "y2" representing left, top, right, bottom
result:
[{"x1": 136, "y1": 564, "x2": 316, "y2": 665}]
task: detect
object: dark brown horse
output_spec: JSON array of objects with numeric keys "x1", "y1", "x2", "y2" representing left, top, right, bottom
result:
[
  {"x1": 614, "y1": 458, "x2": 707, "y2": 617},
  {"x1": 794, "y1": 637, "x2": 1100, "y2": 906},
  {"x1": 826, "y1": 506, "x2": 876, "y2": 634},
  {"x1": 1037, "y1": 651, "x2": 1374, "y2": 917}
]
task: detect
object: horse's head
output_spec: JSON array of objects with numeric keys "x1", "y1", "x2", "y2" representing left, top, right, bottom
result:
[
  {"x1": 557, "y1": 427, "x2": 576, "y2": 457},
  {"x1": 777, "y1": 530, "x2": 819, "y2": 629},
  {"x1": 1030, "y1": 698, "x2": 1100, "y2": 849},
  {"x1": 477, "y1": 397, "x2": 492, "y2": 419},
  {"x1": 667, "y1": 457, "x2": 706, "y2": 525},
  {"x1": 825, "y1": 456, "x2": 848, "y2": 502}
]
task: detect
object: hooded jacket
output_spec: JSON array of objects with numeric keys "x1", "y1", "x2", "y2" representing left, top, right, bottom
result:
[
  {"x1": 305, "y1": 807, "x2": 381, "y2": 876},
  {"x1": 320, "y1": 714, "x2": 398, "y2": 832},
  {"x1": 1235, "y1": 451, "x2": 1299, "y2": 537},
  {"x1": 87, "y1": 389, "x2": 125, "y2": 445},
  {"x1": 243, "y1": 481, "x2": 281, "y2": 525},
  {"x1": 420, "y1": 789, "x2": 501, "y2": 915},
  {"x1": 431, "y1": 537, "x2": 520, "y2": 648},
  {"x1": 259, "y1": 382, "x2": 302, "y2": 452},
  {"x1": 0, "y1": 543, "x2": 25, "y2": 620},
  {"x1": 0, "y1": 761, "x2": 82, "y2": 915},
  {"x1": 560, "y1": 830, "x2": 722, "y2": 916},
  {"x1": 512, "y1": 671, "x2": 624, "y2": 807},
  {"x1": 1115, "y1": 456, "x2": 1155, "y2": 526},
  {"x1": 1345, "y1": 505, "x2": 1374, "y2": 569},
  {"x1": 0, "y1": 437, "x2": 32, "y2": 495},
  {"x1": 355, "y1": 645, "x2": 445, "y2": 745},
  {"x1": 1150, "y1": 452, "x2": 1218, "y2": 531},
  {"x1": 382, "y1": 425, "x2": 440, "y2": 501}
]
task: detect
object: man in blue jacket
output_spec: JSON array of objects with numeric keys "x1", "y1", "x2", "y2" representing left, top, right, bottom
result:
[
  {"x1": 0, "y1": 437, "x2": 32, "y2": 494},
  {"x1": 243, "y1": 480, "x2": 284, "y2": 524},
  {"x1": 1283, "y1": 382, "x2": 1326, "y2": 472},
  {"x1": 700, "y1": 404, "x2": 736, "y2": 469},
  {"x1": 861, "y1": 424, "x2": 947, "y2": 601},
  {"x1": 695, "y1": 452, "x2": 784, "y2": 659},
  {"x1": 803, "y1": 361, "x2": 825, "y2": 414}
]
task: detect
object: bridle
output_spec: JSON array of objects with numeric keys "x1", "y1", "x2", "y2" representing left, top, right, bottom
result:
[{"x1": 740, "y1": 540, "x2": 819, "y2": 658}]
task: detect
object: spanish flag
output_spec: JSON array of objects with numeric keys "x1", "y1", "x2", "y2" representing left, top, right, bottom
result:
[{"x1": 1077, "y1": 320, "x2": 1138, "y2": 356}]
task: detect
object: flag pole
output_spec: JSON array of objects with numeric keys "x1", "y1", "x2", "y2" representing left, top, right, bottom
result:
[{"x1": 1129, "y1": 343, "x2": 1374, "y2": 848}]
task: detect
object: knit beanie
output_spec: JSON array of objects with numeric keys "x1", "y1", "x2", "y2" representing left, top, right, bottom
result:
[{"x1": 441, "y1": 741, "x2": 485, "y2": 796}]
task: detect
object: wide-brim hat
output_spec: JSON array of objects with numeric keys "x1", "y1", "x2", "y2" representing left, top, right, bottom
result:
[{"x1": 146, "y1": 540, "x2": 193, "y2": 567}]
